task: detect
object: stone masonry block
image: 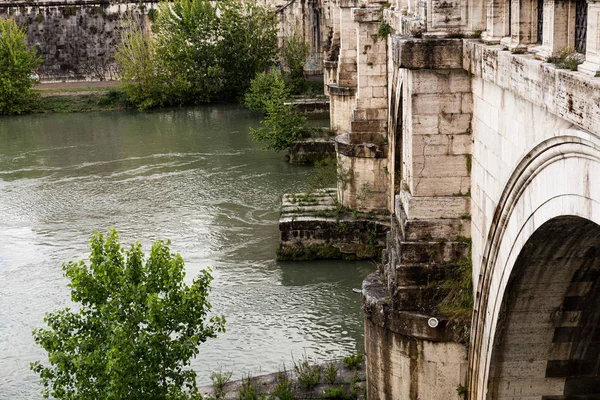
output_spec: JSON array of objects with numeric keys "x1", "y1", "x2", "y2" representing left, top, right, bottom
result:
[
  {"x1": 412, "y1": 93, "x2": 462, "y2": 114},
  {"x1": 411, "y1": 176, "x2": 470, "y2": 197},
  {"x1": 400, "y1": 190, "x2": 470, "y2": 219},
  {"x1": 392, "y1": 36, "x2": 463, "y2": 70},
  {"x1": 411, "y1": 154, "x2": 469, "y2": 178},
  {"x1": 438, "y1": 113, "x2": 472, "y2": 135},
  {"x1": 373, "y1": 86, "x2": 387, "y2": 98}
]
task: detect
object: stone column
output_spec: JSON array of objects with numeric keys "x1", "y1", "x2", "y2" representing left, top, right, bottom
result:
[
  {"x1": 536, "y1": 0, "x2": 573, "y2": 59},
  {"x1": 579, "y1": 0, "x2": 600, "y2": 76},
  {"x1": 328, "y1": 0, "x2": 358, "y2": 134},
  {"x1": 362, "y1": 37, "x2": 472, "y2": 400},
  {"x1": 500, "y1": 0, "x2": 536, "y2": 50},
  {"x1": 482, "y1": 0, "x2": 510, "y2": 43},
  {"x1": 334, "y1": 6, "x2": 389, "y2": 212},
  {"x1": 337, "y1": 2, "x2": 358, "y2": 86}
]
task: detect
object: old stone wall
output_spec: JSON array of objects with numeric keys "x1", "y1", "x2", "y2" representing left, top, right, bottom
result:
[
  {"x1": 463, "y1": 40, "x2": 600, "y2": 286},
  {"x1": 464, "y1": 40, "x2": 600, "y2": 399},
  {"x1": 0, "y1": 1, "x2": 152, "y2": 81},
  {"x1": 276, "y1": 0, "x2": 332, "y2": 74}
]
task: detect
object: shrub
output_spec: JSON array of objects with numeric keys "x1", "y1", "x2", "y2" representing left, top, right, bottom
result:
[
  {"x1": 293, "y1": 353, "x2": 321, "y2": 390},
  {"x1": 117, "y1": 0, "x2": 278, "y2": 109},
  {"x1": 211, "y1": 369, "x2": 233, "y2": 399},
  {"x1": 238, "y1": 376, "x2": 265, "y2": 400},
  {"x1": 273, "y1": 370, "x2": 295, "y2": 400},
  {"x1": 378, "y1": 22, "x2": 392, "y2": 38},
  {"x1": 0, "y1": 18, "x2": 42, "y2": 115},
  {"x1": 547, "y1": 47, "x2": 584, "y2": 71},
  {"x1": 323, "y1": 362, "x2": 338, "y2": 384},
  {"x1": 249, "y1": 100, "x2": 310, "y2": 151},
  {"x1": 324, "y1": 386, "x2": 353, "y2": 400},
  {"x1": 343, "y1": 354, "x2": 364, "y2": 370},
  {"x1": 244, "y1": 69, "x2": 290, "y2": 113},
  {"x1": 31, "y1": 229, "x2": 225, "y2": 400}
]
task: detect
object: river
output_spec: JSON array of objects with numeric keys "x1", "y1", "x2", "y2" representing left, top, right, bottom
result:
[{"x1": 0, "y1": 105, "x2": 373, "y2": 399}]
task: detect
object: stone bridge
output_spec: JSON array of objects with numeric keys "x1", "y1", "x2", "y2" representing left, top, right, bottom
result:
[{"x1": 322, "y1": 0, "x2": 600, "y2": 397}]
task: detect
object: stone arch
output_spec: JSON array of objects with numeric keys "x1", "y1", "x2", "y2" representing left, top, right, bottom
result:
[{"x1": 469, "y1": 129, "x2": 600, "y2": 399}]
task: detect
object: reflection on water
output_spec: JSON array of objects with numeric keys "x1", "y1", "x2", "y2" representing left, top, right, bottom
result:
[{"x1": 0, "y1": 105, "x2": 373, "y2": 398}]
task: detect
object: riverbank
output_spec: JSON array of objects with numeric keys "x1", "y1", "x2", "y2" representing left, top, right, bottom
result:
[
  {"x1": 197, "y1": 358, "x2": 366, "y2": 400},
  {"x1": 31, "y1": 81, "x2": 130, "y2": 113}
]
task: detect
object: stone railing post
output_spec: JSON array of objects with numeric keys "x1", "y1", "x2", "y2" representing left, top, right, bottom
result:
[{"x1": 579, "y1": 0, "x2": 600, "y2": 76}]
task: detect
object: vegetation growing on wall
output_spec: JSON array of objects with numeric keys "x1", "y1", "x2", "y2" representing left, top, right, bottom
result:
[
  {"x1": 547, "y1": 47, "x2": 585, "y2": 71},
  {"x1": 0, "y1": 18, "x2": 42, "y2": 115},
  {"x1": 31, "y1": 229, "x2": 225, "y2": 400}
]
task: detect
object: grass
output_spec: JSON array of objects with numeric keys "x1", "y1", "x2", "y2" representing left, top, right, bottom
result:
[{"x1": 30, "y1": 89, "x2": 130, "y2": 113}]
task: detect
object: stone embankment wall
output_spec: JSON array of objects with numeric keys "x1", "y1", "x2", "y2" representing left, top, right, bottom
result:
[
  {"x1": 2, "y1": 0, "x2": 330, "y2": 81},
  {"x1": 0, "y1": 1, "x2": 152, "y2": 81}
]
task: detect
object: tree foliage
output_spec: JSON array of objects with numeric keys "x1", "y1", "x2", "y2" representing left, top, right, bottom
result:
[
  {"x1": 281, "y1": 33, "x2": 309, "y2": 95},
  {"x1": 114, "y1": 17, "x2": 166, "y2": 110},
  {"x1": 244, "y1": 69, "x2": 290, "y2": 113},
  {"x1": 116, "y1": 0, "x2": 278, "y2": 109},
  {"x1": 0, "y1": 18, "x2": 42, "y2": 115},
  {"x1": 31, "y1": 229, "x2": 225, "y2": 400},
  {"x1": 217, "y1": 0, "x2": 279, "y2": 98},
  {"x1": 249, "y1": 99, "x2": 309, "y2": 152}
]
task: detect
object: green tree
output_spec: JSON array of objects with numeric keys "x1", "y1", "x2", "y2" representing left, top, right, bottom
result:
[
  {"x1": 244, "y1": 69, "x2": 290, "y2": 113},
  {"x1": 0, "y1": 18, "x2": 42, "y2": 115},
  {"x1": 217, "y1": 0, "x2": 278, "y2": 98},
  {"x1": 154, "y1": 0, "x2": 222, "y2": 104},
  {"x1": 115, "y1": 16, "x2": 165, "y2": 110},
  {"x1": 281, "y1": 33, "x2": 308, "y2": 94},
  {"x1": 31, "y1": 229, "x2": 225, "y2": 400}
]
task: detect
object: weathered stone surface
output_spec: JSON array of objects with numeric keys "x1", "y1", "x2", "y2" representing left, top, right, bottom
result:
[
  {"x1": 0, "y1": 1, "x2": 148, "y2": 80},
  {"x1": 392, "y1": 36, "x2": 464, "y2": 70},
  {"x1": 287, "y1": 138, "x2": 335, "y2": 165}
]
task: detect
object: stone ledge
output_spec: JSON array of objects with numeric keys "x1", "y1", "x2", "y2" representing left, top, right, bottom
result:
[
  {"x1": 399, "y1": 189, "x2": 470, "y2": 220},
  {"x1": 352, "y1": 7, "x2": 382, "y2": 23},
  {"x1": 463, "y1": 40, "x2": 600, "y2": 136},
  {"x1": 362, "y1": 271, "x2": 468, "y2": 342},
  {"x1": 327, "y1": 84, "x2": 357, "y2": 96},
  {"x1": 334, "y1": 133, "x2": 387, "y2": 158},
  {"x1": 392, "y1": 36, "x2": 464, "y2": 70},
  {"x1": 0, "y1": 0, "x2": 143, "y2": 6}
]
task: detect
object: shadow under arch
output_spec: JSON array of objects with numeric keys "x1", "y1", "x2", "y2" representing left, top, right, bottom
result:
[
  {"x1": 469, "y1": 130, "x2": 600, "y2": 399},
  {"x1": 487, "y1": 216, "x2": 600, "y2": 398}
]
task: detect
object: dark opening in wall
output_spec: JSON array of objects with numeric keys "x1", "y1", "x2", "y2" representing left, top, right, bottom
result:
[
  {"x1": 575, "y1": 0, "x2": 588, "y2": 53},
  {"x1": 537, "y1": 0, "x2": 543, "y2": 44}
]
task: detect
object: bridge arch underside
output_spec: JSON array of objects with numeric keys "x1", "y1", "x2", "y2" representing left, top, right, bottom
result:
[
  {"x1": 470, "y1": 131, "x2": 600, "y2": 400},
  {"x1": 488, "y1": 216, "x2": 600, "y2": 399}
]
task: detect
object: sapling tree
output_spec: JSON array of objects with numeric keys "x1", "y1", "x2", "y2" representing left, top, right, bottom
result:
[
  {"x1": 0, "y1": 18, "x2": 42, "y2": 115},
  {"x1": 31, "y1": 229, "x2": 225, "y2": 400}
]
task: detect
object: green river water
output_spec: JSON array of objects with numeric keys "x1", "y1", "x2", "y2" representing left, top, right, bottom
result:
[{"x1": 0, "y1": 105, "x2": 373, "y2": 399}]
